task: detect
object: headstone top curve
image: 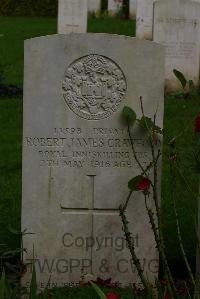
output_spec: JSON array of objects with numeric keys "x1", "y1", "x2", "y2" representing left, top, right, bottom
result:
[{"x1": 24, "y1": 33, "x2": 165, "y2": 50}]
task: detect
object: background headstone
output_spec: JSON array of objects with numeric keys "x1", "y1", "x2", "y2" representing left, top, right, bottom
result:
[
  {"x1": 153, "y1": 0, "x2": 200, "y2": 91},
  {"x1": 136, "y1": 0, "x2": 155, "y2": 40},
  {"x1": 108, "y1": 0, "x2": 123, "y2": 15},
  {"x1": 88, "y1": 0, "x2": 101, "y2": 14},
  {"x1": 58, "y1": 0, "x2": 87, "y2": 34},
  {"x1": 22, "y1": 34, "x2": 165, "y2": 289},
  {"x1": 130, "y1": 0, "x2": 137, "y2": 19}
]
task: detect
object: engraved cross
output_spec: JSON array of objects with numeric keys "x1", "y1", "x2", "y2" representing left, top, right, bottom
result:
[
  {"x1": 61, "y1": 175, "x2": 119, "y2": 215},
  {"x1": 61, "y1": 174, "x2": 119, "y2": 273}
]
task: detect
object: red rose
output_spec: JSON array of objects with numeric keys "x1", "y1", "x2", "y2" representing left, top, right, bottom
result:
[
  {"x1": 169, "y1": 153, "x2": 177, "y2": 161},
  {"x1": 194, "y1": 114, "x2": 200, "y2": 132},
  {"x1": 106, "y1": 292, "x2": 120, "y2": 299},
  {"x1": 136, "y1": 178, "x2": 151, "y2": 191}
]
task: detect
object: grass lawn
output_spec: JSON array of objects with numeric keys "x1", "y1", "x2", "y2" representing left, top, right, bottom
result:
[
  {"x1": 0, "y1": 15, "x2": 199, "y2": 280},
  {"x1": 0, "y1": 16, "x2": 135, "y2": 86}
]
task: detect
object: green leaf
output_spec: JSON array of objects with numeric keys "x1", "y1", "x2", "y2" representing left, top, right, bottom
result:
[
  {"x1": 29, "y1": 247, "x2": 37, "y2": 299},
  {"x1": 128, "y1": 175, "x2": 144, "y2": 191},
  {"x1": 30, "y1": 263, "x2": 37, "y2": 299},
  {"x1": 139, "y1": 116, "x2": 162, "y2": 134},
  {"x1": 139, "y1": 116, "x2": 154, "y2": 129},
  {"x1": 41, "y1": 276, "x2": 51, "y2": 299},
  {"x1": 123, "y1": 106, "x2": 136, "y2": 124},
  {"x1": 90, "y1": 281, "x2": 106, "y2": 299},
  {"x1": 188, "y1": 80, "x2": 199, "y2": 99},
  {"x1": 173, "y1": 69, "x2": 187, "y2": 89},
  {"x1": 2, "y1": 248, "x2": 21, "y2": 258},
  {"x1": 189, "y1": 80, "x2": 195, "y2": 91}
]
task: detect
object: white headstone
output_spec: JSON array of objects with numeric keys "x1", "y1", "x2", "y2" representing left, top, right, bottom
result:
[
  {"x1": 58, "y1": 0, "x2": 87, "y2": 34},
  {"x1": 22, "y1": 34, "x2": 165, "y2": 289},
  {"x1": 153, "y1": 0, "x2": 200, "y2": 91},
  {"x1": 108, "y1": 0, "x2": 123, "y2": 15},
  {"x1": 130, "y1": 0, "x2": 137, "y2": 19},
  {"x1": 136, "y1": 0, "x2": 155, "y2": 40},
  {"x1": 88, "y1": 0, "x2": 101, "y2": 13}
]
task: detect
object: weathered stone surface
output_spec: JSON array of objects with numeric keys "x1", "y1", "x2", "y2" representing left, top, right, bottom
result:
[
  {"x1": 153, "y1": 0, "x2": 200, "y2": 91},
  {"x1": 58, "y1": 0, "x2": 87, "y2": 34},
  {"x1": 136, "y1": 0, "x2": 155, "y2": 40},
  {"x1": 22, "y1": 34, "x2": 165, "y2": 289},
  {"x1": 108, "y1": 0, "x2": 123, "y2": 15}
]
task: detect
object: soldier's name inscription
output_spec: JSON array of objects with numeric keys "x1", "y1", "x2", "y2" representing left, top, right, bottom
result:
[{"x1": 24, "y1": 127, "x2": 148, "y2": 168}]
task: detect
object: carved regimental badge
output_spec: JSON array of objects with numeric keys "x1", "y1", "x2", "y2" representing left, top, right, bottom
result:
[{"x1": 62, "y1": 54, "x2": 127, "y2": 120}]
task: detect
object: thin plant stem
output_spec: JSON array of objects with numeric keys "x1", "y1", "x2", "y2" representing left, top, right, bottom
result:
[
  {"x1": 119, "y1": 203, "x2": 151, "y2": 293},
  {"x1": 121, "y1": 190, "x2": 133, "y2": 212},
  {"x1": 127, "y1": 121, "x2": 161, "y2": 187},
  {"x1": 127, "y1": 122, "x2": 148, "y2": 178},
  {"x1": 139, "y1": 97, "x2": 177, "y2": 297},
  {"x1": 170, "y1": 163, "x2": 195, "y2": 286},
  {"x1": 144, "y1": 194, "x2": 160, "y2": 253},
  {"x1": 174, "y1": 162, "x2": 199, "y2": 202}
]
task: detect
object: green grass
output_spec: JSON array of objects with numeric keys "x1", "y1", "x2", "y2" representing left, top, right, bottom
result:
[
  {"x1": 0, "y1": 17, "x2": 56, "y2": 86},
  {"x1": 0, "y1": 15, "x2": 199, "y2": 280},
  {"x1": 0, "y1": 16, "x2": 135, "y2": 86},
  {"x1": 88, "y1": 15, "x2": 135, "y2": 36},
  {"x1": 162, "y1": 94, "x2": 200, "y2": 274},
  {"x1": 0, "y1": 98, "x2": 22, "y2": 249}
]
